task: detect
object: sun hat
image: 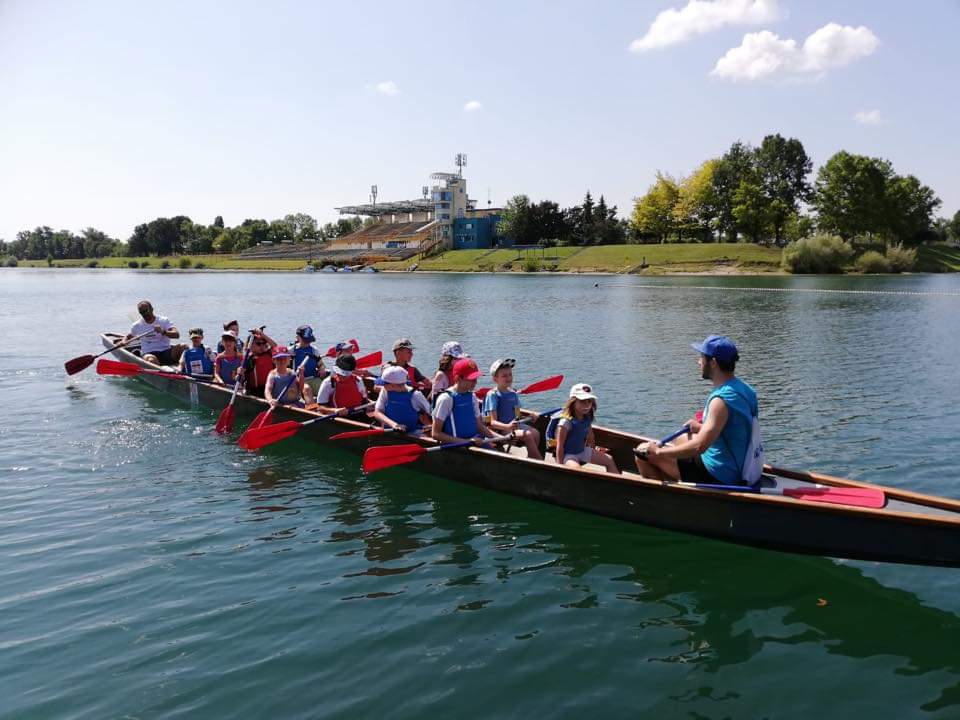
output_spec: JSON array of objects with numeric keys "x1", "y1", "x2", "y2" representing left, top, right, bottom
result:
[
  {"x1": 221, "y1": 329, "x2": 238, "y2": 341},
  {"x1": 569, "y1": 383, "x2": 598, "y2": 402},
  {"x1": 691, "y1": 335, "x2": 739, "y2": 363},
  {"x1": 335, "y1": 341, "x2": 357, "y2": 354},
  {"x1": 271, "y1": 345, "x2": 292, "y2": 359},
  {"x1": 296, "y1": 325, "x2": 316, "y2": 342},
  {"x1": 392, "y1": 337, "x2": 415, "y2": 352},
  {"x1": 334, "y1": 354, "x2": 357, "y2": 376},
  {"x1": 441, "y1": 341, "x2": 466, "y2": 359},
  {"x1": 489, "y1": 358, "x2": 516, "y2": 376},
  {"x1": 452, "y1": 358, "x2": 482, "y2": 382},
  {"x1": 189, "y1": 328, "x2": 203, "y2": 338},
  {"x1": 381, "y1": 365, "x2": 410, "y2": 385}
]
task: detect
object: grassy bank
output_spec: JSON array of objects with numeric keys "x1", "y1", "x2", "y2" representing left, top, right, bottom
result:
[
  {"x1": 374, "y1": 243, "x2": 785, "y2": 273},
  {"x1": 16, "y1": 254, "x2": 308, "y2": 271}
]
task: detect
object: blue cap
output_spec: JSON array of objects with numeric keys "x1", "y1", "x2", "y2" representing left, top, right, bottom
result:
[
  {"x1": 296, "y1": 325, "x2": 315, "y2": 342},
  {"x1": 691, "y1": 335, "x2": 739, "y2": 362}
]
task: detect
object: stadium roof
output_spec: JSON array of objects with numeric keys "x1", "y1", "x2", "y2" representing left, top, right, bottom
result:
[{"x1": 336, "y1": 199, "x2": 434, "y2": 216}]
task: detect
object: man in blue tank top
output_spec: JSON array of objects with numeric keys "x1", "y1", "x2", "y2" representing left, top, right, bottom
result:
[{"x1": 635, "y1": 335, "x2": 758, "y2": 485}]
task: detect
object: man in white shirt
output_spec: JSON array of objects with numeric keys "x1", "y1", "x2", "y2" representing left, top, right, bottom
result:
[{"x1": 123, "y1": 300, "x2": 180, "y2": 365}]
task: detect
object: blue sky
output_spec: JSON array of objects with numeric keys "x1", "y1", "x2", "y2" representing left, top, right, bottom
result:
[{"x1": 1, "y1": 0, "x2": 957, "y2": 241}]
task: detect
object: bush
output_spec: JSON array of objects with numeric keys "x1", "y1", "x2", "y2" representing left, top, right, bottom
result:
[
  {"x1": 3, "y1": 256, "x2": 18, "y2": 267},
  {"x1": 194, "y1": 261, "x2": 206, "y2": 269},
  {"x1": 854, "y1": 250, "x2": 891, "y2": 274},
  {"x1": 159, "y1": 259, "x2": 171, "y2": 269},
  {"x1": 128, "y1": 260, "x2": 140, "y2": 268},
  {"x1": 178, "y1": 257, "x2": 192, "y2": 269},
  {"x1": 781, "y1": 234, "x2": 854, "y2": 274},
  {"x1": 886, "y1": 244, "x2": 916, "y2": 273},
  {"x1": 522, "y1": 258, "x2": 539, "y2": 272},
  {"x1": 140, "y1": 260, "x2": 150, "y2": 268},
  {"x1": 85, "y1": 259, "x2": 99, "y2": 268}
]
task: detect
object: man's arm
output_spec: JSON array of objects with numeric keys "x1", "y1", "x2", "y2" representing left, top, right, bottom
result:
[{"x1": 653, "y1": 398, "x2": 728, "y2": 460}]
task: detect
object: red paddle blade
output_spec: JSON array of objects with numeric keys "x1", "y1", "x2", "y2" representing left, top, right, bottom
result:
[
  {"x1": 330, "y1": 427, "x2": 386, "y2": 441},
  {"x1": 96, "y1": 358, "x2": 143, "y2": 376},
  {"x1": 238, "y1": 421, "x2": 302, "y2": 451},
  {"x1": 64, "y1": 354, "x2": 95, "y2": 375},
  {"x1": 520, "y1": 374, "x2": 564, "y2": 395},
  {"x1": 355, "y1": 350, "x2": 382, "y2": 369},
  {"x1": 475, "y1": 387, "x2": 491, "y2": 400},
  {"x1": 362, "y1": 443, "x2": 427, "y2": 473},
  {"x1": 214, "y1": 405, "x2": 235, "y2": 434},
  {"x1": 783, "y1": 487, "x2": 886, "y2": 509}
]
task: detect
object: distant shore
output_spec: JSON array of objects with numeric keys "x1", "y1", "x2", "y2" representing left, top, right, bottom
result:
[{"x1": 8, "y1": 243, "x2": 960, "y2": 274}]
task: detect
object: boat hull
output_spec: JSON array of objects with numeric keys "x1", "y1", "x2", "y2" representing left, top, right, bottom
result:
[{"x1": 100, "y1": 334, "x2": 960, "y2": 567}]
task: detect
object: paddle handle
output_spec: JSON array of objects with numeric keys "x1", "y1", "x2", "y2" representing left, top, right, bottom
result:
[
  {"x1": 427, "y1": 433, "x2": 513, "y2": 453},
  {"x1": 226, "y1": 333, "x2": 256, "y2": 405},
  {"x1": 302, "y1": 402, "x2": 375, "y2": 427},
  {"x1": 634, "y1": 425, "x2": 691, "y2": 459}
]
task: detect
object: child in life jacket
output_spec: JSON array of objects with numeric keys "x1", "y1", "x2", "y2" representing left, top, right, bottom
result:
[
  {"x1": 214, "y1": 330, "x2": 243, "y2": 385},
  {"x1": 482, "y1": 358, "x2": 543, "y2": 460},
  {"x1": 243, "y1": 328, "x2": 277, "y2": 398},
  {"x1": 292, "y1": 325, "x2": 326, "y2": 396},
  {"x1": 217, "y1": 320, "x2": 244, "y2": 353},
  {"x1": 178, "y1": 328, "x2": 215, "y2": 378},
  {"x1": 371, "y1": 364, "x2": 432, "y2": 432},
  {"x1": 314, "y1": 354, "x2": 369, "y2": 415},
  {"x1": 546, "y1": 384, "x2": 618, "y2": 473},
  {"x1": 264, "y1": 345, "x2": 313, "y2": 408},
  {"x1": 431, "y1": 359, "x2": 502, "y2": 445},
  {"x1": 430, "y1": 340, "x2": 466, "y2": 403}
]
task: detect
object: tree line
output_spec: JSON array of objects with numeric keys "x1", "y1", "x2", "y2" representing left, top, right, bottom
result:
[
  {"x1": 0, "y1": 213, "x2": 364, "y2": 261},
  {"x1": 629, "y1": 134, "x2": 951, "y2": 247},
  {"x1": 497, "y1": 191, "x2": 628, "y2": 246}
]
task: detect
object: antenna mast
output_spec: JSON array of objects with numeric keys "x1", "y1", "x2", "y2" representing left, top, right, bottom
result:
[{"x1": 455, "y1": 153, "x2": 467, "y2": 178}]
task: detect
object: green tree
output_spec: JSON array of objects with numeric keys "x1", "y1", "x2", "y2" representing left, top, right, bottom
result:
[
  {"x1": 283, "y1": 212, "x2": 318, "y2": 242},
  {"x1": 755, "y1": 134, "x2": 813, "y2": 245},
  {"x1": 732, "y1": 176, "x2": 773, "y2": 243},
  {"x1": 712, "y1": 142, "x2": 754, "y2": 241},
  {"x1": 630, "y1": 173, "x2": 679, "y2": 243},
  {"x1": 950, "y1": 211, "x2": 960, "y2": 244},
  {"x1": 594, "y1": 195, "x2": 625, "y2": 245},
  {"x1": 128, "y1": 224, "x2": 150, "y2": 256},
  {"x1": 498, "y1": 195, "x2": 537, "y2": 245},
  {"x1": 884, "y1": 174, "x2": 941, "y2": 246},
  {"x1": 814, "y1": 152, "x2": 892, "y2": 240},
  {"x1": 674, "y1": 159, "x2": 720, "y2": 242},
  {"x1": 213, "y1": 215, "x2": 225, "y2": 229}
]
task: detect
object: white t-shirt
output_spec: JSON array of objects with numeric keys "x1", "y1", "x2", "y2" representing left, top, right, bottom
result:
[
  {"x1": 432, "y1": 391, "x2": 481, "y2": 424},
  {"x1": 430, "y1": 371, "x2": 451, "y2": 401},
  {"x1": 374, "y1": 388, "x2": 431, "y2": 415},
  {"x1": 316, "y1": 375, "x2": 367, "y2": 405},
  {"x1": 130, "y1": 316, "x2": 174, "y2": 354}
]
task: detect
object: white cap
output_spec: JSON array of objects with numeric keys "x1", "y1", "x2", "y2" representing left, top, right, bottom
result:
[
  {"x1": 489, "y1": 358, "x2": 515, "y2": 375},
  {"x1": 221, "y1": 329, "x2": 239, "y2": 340},
  {"x1": 441, "y1": 341, "x2": 466, "y2": 358},
  {"x1": 569, "y1": 383, "x2": 598, "y2": 402},
  {"x1": 380, "y1": 365, "x2": 409, "y2": 385}
]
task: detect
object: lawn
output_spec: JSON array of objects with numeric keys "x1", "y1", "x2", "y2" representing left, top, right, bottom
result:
[
  {"x1": 16, "y1": 255, "x2": 308, "y2": 271},
  {"x1": 917, "y1": 244, "x2": 960, "y2": 272}
]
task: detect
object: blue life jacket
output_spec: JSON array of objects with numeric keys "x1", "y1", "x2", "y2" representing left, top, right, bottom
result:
[
  {"x1": 442, "y1": 390, "x2": 478, "y2": 439},
  {"x1": 546, "y1": 414, "x2": 591, "y2": 455},
  {"x1": 293, "y1": 344, "x2": 322, "y2": 378},
  {"x1": 218, "y1": 355, "x2": 242, "y2": 384},
  {"x1": 483, "y1": 389, "x2": 520, "y2": 424},
  {"x1": 270, "y1": 371, "x2": 301, "y2": 405},
  {"x1": 182, "y1": 345, "x2": 213, "y2": 376},
  {"x1": 701, "y1": 378, "x2": 758, "y2": 485},
  {"x1": 385, "y1": 390, "x2": 421, "y2": 428}
]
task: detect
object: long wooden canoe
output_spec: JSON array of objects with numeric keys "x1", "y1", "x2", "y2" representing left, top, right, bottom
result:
[{"x1": 99, "y1": 333, "x2": 960, "y2": 568}]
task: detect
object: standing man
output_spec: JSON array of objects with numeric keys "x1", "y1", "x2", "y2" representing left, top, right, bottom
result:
[
  {"x1": 123, "y1": 300, "x2": 179, "y2": 365},
  {"x1": 635, "y1": 335, "x2": 760, "y2": 486}
]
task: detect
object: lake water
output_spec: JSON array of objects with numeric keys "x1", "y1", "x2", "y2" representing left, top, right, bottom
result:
[{"x1": 3, "y1": 268, "x2": 960, "y2": 718}]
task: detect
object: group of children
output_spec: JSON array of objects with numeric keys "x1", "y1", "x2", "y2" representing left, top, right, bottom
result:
[{"x1": 176, "y1": 322, "x2": 619, "y2": 473}]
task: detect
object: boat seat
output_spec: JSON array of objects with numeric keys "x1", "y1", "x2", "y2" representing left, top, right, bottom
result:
[{"x1": 544, "y1": 452, "x2": 607, "y2": 473}]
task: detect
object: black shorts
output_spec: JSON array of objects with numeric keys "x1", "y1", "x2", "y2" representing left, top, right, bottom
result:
[
  {"x1": 140, "y1": 348, "x2": 175, "y2": 365},
  {"x1": 677, "y1": 455, "x2": 720, "y2": 485}
]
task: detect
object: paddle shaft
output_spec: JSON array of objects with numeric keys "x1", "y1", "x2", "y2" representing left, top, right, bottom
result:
[{"x1": 225, "y1": 332, "x2": 256, "y2": 405}]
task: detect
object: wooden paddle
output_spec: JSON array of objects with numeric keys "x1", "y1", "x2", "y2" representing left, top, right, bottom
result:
[
  {"x1": 324, "y1": 339, "x2": 359, "y2": 358},
  {"x1": 96, "y1": 358, "x2": 189, "y2": 381},
  {"x1": 65, "y1": 330, "x2": 153, "y2": 375},
  {"x1": 475, "y1": 374, "x2": 564, "y2": 401},
  {"x1": 239, "y1": 403, "x2": 375, "y2": 451},
  {"x1": 362, "y1": 434, "x2": 512, "y2": 474},
  {"x1": 214, "y1": 332, "x2": 255, "y2": 434}
]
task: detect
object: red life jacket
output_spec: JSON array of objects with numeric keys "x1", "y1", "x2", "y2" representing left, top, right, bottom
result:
[
  {"x1": 332, "y1": 374, "x2": 364, "y2": 408},
  {"x1": 249, "y1": 353, "x2": 274, "y2": 388}
]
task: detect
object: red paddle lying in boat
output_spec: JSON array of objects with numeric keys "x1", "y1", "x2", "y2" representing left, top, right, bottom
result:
[
  {"x1": 239, "y1": 403, "x2": 375, "y2": 451},
  {"x1": 214, "y1": 331, "x2": 256, "y2": 434},
  {"x1": 96, "y1": 358, "x2": 189, "y2": 381},
  {"x1": 66, "y1": 330, "x2": 153, "y2": 375},
  {"x1": 474, "y1": 374, "x2": 564, "y2": 401}
]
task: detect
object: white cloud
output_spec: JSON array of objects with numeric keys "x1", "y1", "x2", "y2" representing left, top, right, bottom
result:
[
  {"x1": 854, "y1": 109, "x2": 883, "y2": 125},
  {"x1": 463, "y1": 100, "x2": 482, "y2": 112},
  {"x1": 375, "y1": 80, "x2": 400, "y2": 96},
  {"x1": 712, "y1": 23, "x2": 879, "y2": 80},
  {"x1": 630, "y1": 0, "x2": 781, "y2": 52}
]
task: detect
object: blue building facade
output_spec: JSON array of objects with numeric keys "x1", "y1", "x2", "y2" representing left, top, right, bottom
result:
[{"x1": 452, "y1": 215, "x2": 508, "y2": 249}]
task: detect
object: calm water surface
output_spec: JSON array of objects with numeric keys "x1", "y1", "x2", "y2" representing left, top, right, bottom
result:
[{"x1": 2, "y1": 269, "x2": 960, "y2": 718}]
